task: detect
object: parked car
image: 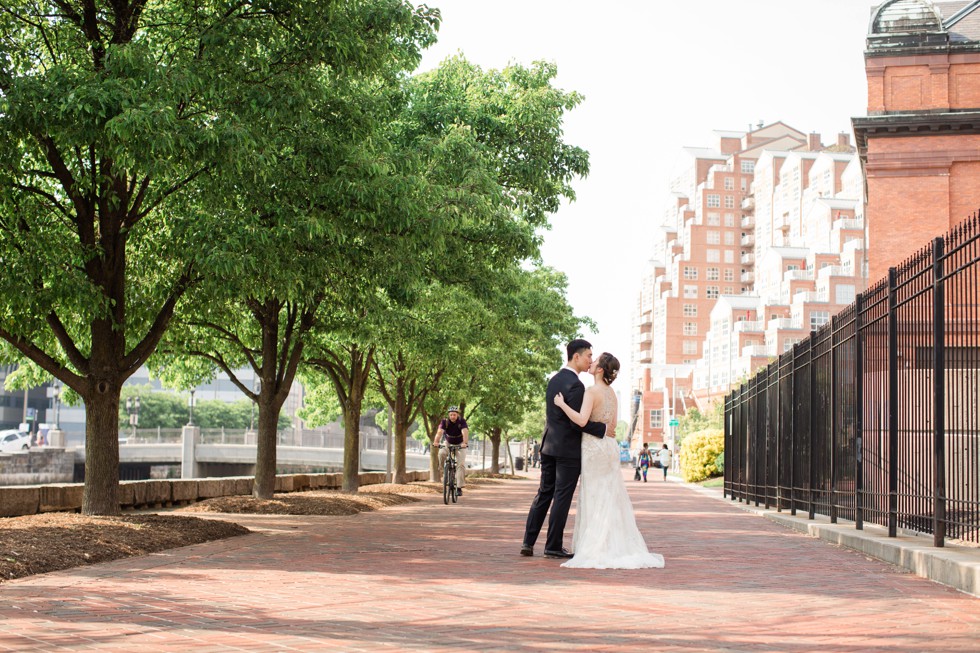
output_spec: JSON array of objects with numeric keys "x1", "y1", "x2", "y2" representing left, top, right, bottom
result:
[{"x1": 0, "y1": 429, "x2": 31, "y2": 453}]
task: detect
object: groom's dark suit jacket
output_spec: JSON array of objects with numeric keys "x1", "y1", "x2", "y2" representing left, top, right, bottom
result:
[{"x1": 540, "y1": 368, "x2": 606, "y2": 459}]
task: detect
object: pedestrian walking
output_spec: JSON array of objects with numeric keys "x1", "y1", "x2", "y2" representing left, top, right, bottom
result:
[
  {"x1": 659, "y1": 443, "x2": 673, "y2": 481},
  {"x1": 637, "y1": 443, "x2": 653, "y2": 482}
]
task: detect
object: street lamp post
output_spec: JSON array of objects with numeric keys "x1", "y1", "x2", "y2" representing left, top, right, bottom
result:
[
  {"x1": 187, "y1": 389, "x2": 195, "y2": 426},
  {"x1": 125, "y1": 395, "x2": 141, "y2": 438},
  {"x1": 52, "y1": 380, "x2": 61, "y2": 428}
]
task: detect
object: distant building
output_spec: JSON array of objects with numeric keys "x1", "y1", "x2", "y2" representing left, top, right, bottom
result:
[
  {"x1": 0, "y1": 365, "x2": 51, "y2": 433},
  {"x1": 631, "y1": 123, "x2": 867, "y2": 449}
]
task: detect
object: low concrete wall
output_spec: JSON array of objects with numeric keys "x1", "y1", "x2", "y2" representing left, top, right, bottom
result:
[
  {"x1": 0, "y1": 448, "x2": 74, "y2": 487},
  {"x1": 0, "y1": 469, "x2": 430, "y2": 517}
]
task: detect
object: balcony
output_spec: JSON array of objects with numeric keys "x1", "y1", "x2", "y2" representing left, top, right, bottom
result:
[
  {"x1": 740, "y1": 270, "x2": 755, "y2": 283},
  {"x1": 784, "y1": 269, "x2": 813, "y2": 281},
  {"x1": 817, "y1": 265, "x2": 848, "y2": 280},
  {"x1": 734, "y1": 320, "x2": 764, "y2": 333},
  {"x1": 740, "y1": 234, "x2": 755, "y2": 247},
  {"x1": 741, "y1": 344, "x2": 771, "y2": 358},
  {"x1": 741, "y1": 214, "x2": 755, "y2": 229},
  {"x1": 741, "y1": 252, "x2": 755, "y2": 265},
  {"x1": 834, "y1": 218, "x2": 864, "y2": 231},
  {"x1": 768, "y1": 317, "x2": 800, "y2": 330},
  {"x1": 741, "y1": 196, "x2": 755, "y2": 213},
  {"x1": 793, "y1": 290, "x2": 829, "y2": 304}
]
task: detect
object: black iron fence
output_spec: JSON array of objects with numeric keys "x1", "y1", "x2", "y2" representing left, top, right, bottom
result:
[{"x1": 725, "y1": 213, "x2": 980, "y2": 546}]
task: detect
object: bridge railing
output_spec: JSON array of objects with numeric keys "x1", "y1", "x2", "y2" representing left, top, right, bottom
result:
[
  {"x1": 120, "y1": 427, "x2": 433, "y2": 453},
  {"x1": 725, "y1": 212, "x2": 980, "y2": 547}
]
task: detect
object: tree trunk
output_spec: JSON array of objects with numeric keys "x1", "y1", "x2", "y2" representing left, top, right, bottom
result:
[
  {"x1": 392, "y1": 381, "x2": 409, "y2": 484},
  {"x1": 343, "y1": 356, "x2": 371, "y2": 492},
  {"x1": 429, "y1": 444, "x2": 440, "y2": 482},
  {"x1": 489, "y1": 426, "x2": 502, "y2": 474},
  {"x1": 393, "y1": 415, "x2": 409, "y2": 484},
  {"x1": 420, "y1": 409, "x2": 441, "y2": 481},
  {"x1": 342, "y1": 400, "x2": 361, "y2": 492},
  {"x1": 82, "y1": 382, "x2": 122, "y2": 515},
  {"x1": 253, "y1": 393, "x2": 284, "y2": 499}
]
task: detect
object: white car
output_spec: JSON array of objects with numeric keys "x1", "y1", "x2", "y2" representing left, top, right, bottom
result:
[{"x1": 0, "y1": 429, "x2": 31, "y2": 453}]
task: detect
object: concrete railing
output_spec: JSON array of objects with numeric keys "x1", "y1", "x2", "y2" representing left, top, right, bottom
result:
[{"x1": 0, "y1": 470, "x2": 430, "y2": 518}]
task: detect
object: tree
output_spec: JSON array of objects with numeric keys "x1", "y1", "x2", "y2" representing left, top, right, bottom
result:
[
  {"x1": 305, "y1": 333, "x2": 377, "y2": 492},
  {"x1": 418, "y1": 266, "x2": 586, "y2": 474},
  {"x1": 394, "y1": 57, "x2": 590, "y2": 476},
  {"x1": 116, "y1": 385, "x2": 289, "y2": 431},
  {"x1": 117, "y1": 385, "x2": 186, "y2": 430},
  {"x1": 302, "y1": 55, "x2": 590, "y2": 490},
  {"x1": 372, "y1": 349, "x2": 441, "y2": 484},
  {"x1": 0, "y1": 0, "x2": 436, "y2": 514},
  {"x1": 371, "y1": 281, "x2": 487, "y2": 484},
  {"x1": 145, "y1": 2, "x2": 437, "y2": 499},
  {"x1": 677, "y1": 400, "x2": 724, "y2": 446}
]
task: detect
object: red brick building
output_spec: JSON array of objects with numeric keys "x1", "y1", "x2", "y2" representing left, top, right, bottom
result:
[{"x1": 854, "y1": 0, "x2": 980, "y2": 280}]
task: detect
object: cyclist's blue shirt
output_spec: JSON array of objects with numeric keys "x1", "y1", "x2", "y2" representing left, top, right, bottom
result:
[{"x1": 439, "y1": 417, "x2": 468, "y2": 444}]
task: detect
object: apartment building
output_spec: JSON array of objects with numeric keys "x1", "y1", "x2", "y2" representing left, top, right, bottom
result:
[
  {"x1": 692, "y1": 143, "x2": 867, "y2": 405},
  {"x1": 632, "y1": 124, "x2": 869, "y2": 446},
  {"x1": 632, "y1": 123, "x2": 814, "y2": 447}
]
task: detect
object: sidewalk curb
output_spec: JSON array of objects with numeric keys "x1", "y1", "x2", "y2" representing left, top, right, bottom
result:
[{"x1": 682, "y1": 480, "x2": 980, "y2": 598}]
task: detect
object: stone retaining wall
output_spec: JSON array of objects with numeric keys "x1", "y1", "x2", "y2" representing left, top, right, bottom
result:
[
  {"x1": 0, "y1": 449, "x2": 74, "y2": 487},
  {"x1": 0, "y1": 470, "x2": 429, "y2": 518}
]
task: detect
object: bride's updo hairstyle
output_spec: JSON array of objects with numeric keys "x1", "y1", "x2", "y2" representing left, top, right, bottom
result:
[{"x1": 596, "y1": 352, "x2": 620, "y2": 385}]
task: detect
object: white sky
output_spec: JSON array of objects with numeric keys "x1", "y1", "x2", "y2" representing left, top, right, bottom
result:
[{"x1": 417, "y1": 1, "x2": 884, "y2": 413}]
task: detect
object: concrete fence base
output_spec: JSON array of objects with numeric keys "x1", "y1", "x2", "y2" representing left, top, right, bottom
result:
[{"x1": 0, "y1": 470, "x2": 430, "y2": 518}]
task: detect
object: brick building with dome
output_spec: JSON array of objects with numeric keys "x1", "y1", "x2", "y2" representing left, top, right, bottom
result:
[{"x1": 854, "y1": 0, "x2": 980, "y2": 279}]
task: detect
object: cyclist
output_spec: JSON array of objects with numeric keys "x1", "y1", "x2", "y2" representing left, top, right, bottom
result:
[{"x1": 434, "y1": 405, "x2": 469, "y2": 495}]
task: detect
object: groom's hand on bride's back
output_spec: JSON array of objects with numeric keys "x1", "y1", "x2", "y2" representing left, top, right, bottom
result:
[{"x1": 604, "y1": 424, "x2": 616, "y2": 438}]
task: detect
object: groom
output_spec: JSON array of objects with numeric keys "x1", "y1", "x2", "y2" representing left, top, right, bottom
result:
[{"x1": 521, "y1": 339, "x2": 610, "y2": 558}]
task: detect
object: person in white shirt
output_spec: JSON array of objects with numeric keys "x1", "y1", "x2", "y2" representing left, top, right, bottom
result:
[{"x1": 658, "y1": 443, "x2": 673, "y2": 481}]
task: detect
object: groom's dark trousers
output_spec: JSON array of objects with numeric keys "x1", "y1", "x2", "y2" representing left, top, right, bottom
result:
[
  {"x1": 524, "y1": 452, "x2": 581, "y2": 552},
  {"x1": 523, "y1": 367, "x2": 606, "y2": 553}
]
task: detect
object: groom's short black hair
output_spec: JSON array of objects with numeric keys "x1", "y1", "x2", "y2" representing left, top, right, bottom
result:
[{"x1": 566, "y1": 338, "x2": 592, "y2": 361}]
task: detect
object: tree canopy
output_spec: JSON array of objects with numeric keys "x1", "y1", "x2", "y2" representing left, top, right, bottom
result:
[
  {"x1": 0, "y1": 0, "x2": 438, "y2": 512},
  {"x1": 0, "y1": 2, "x2": 593, "y2": 507}
]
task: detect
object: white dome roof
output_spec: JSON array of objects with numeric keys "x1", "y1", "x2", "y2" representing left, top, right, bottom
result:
[{"x1": 871, "y1": 0, "x2": 944, "y2": 34}]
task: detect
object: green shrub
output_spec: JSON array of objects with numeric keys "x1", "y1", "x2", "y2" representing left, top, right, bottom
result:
[{"x1": 679, "y1": 428, "x2": 724, "y2": 482}]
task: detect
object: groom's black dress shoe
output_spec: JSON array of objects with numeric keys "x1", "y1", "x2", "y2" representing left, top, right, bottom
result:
[
  {"x1": 520, "y1": 544, "x2": 533, "y2": 557},
  {"x1": 543, "y1": 548, "x2": 574, "y2": 559}
]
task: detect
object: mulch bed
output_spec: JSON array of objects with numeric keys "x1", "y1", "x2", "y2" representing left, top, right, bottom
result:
[
  {"x1": 0, "y1": 482, "x2": 440, "y2": 584},
  {"x1": 0, "y1": 513, "x2": 249, "y2": 583},
  {"x1": 467, "y1": 472, "x2": 527, "y2": 481},
  {"x1": 177, "y1": 489, "x2": 420, "y2": 516}
]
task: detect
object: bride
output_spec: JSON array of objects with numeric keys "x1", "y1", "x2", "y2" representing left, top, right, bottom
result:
[{"x1": 554, "y1": 352, "x2": 665, "y2": 570}]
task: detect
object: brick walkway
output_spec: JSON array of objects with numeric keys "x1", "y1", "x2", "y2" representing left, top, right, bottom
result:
[{"x1": 1, "y1": 471, "x2": 978, "y2": 652}]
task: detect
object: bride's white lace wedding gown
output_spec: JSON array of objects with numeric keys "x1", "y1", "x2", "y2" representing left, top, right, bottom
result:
[{"x1": 562, "y1": 384, "x2": 665, "y2": 570}]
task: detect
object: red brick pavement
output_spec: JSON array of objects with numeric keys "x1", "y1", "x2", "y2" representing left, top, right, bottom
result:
[{"x1": 1, "y1": 471, "x2": 978, "y2": 652}]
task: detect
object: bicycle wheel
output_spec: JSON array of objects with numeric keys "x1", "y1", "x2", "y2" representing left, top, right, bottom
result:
[
  {"x1": 443, "y1": 462, "x2": 452, "y2": 504},
  {"x1": 450, "y1": 464, "x2": 458, "y2": 503}
]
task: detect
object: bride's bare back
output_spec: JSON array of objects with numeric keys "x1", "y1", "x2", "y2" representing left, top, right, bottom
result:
[{"x1": 585, "y1": 384, "x2": 617, "y2": 430}]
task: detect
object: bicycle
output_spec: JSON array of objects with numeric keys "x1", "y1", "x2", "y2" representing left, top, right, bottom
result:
[{"x1": 441, "y1": 444, "x2": 465, "y2": 504}]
